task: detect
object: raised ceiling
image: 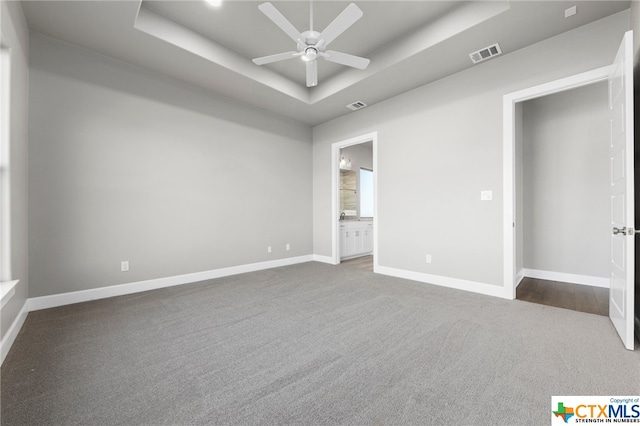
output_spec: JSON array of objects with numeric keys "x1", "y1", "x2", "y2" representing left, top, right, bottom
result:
[
  {"x1": 143, "y1": 1, "x2": 462, "y2": 86},
  {"x1": 21, "y1": 1, "x2": 630, "y2": 125}
]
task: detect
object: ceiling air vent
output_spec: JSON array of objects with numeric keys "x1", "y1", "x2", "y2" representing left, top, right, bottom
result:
[
  {"x1": 469, "y1": 43, "x2": 502, "y2": 64},
  {"x1": 346, "y1": 101, "x2": 368, "y2": 111}
]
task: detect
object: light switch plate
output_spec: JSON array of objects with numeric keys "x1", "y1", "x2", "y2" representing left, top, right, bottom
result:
[
  {"x1": 481, "y1": 190, "x2": 493, "y2": 201},
  {"x1": 564, "y1": 5, "x2": 577, "y2": 18}
]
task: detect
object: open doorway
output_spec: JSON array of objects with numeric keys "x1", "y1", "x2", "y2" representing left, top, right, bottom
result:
[
  {"x1": 504, "y1": 30, "x2": 636, "y2": 351},
  {"x1": 515, "y1": 81, "x2": 610, "y2": 317},
  {"x1": 331, "y1": 132, "x2": 378, "y2": 268},
  {"x1": 339, "y1": 143, "x2": 373, "y2": 270},
  {"x1": 339, "y1": 143, "x2": 373, "y2": 268}
]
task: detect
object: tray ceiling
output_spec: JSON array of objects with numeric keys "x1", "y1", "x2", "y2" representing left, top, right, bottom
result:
[{"x1": 21, "y1": 1, "x2": 630, "y2": 125}]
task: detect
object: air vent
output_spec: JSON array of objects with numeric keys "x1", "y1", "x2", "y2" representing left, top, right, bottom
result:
[
  {"x1": 346, "y1": 101, "x2": 367, "y2": 111},
  {"x1": 469, "y1": 43, "x2": 502, "y2": 64}
]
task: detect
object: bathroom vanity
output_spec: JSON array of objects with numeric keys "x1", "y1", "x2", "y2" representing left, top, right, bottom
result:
[{"x1": 339, "y1": 221, "x2": 373, "y2": 259}]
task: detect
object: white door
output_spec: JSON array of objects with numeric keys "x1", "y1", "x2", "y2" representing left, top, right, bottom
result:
[
  {"x1": 609, "y1": 31, "x2": 635, "y2": 351},
  {"x1": 354, "y1": 229, "x2": 364, "y2": 254},
  {"x1": 363, "y1": 226, "x2": 373, "y2": 253},
  {"x1": 347, "y1": 229, "x2": 357, "y2": 256},
  {"x1": 340, "y1": 227, "x2": 348, "y2": 258}
]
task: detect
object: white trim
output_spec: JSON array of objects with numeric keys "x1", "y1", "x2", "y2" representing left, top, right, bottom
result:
[
  {"x1": 1, "y1": 298, "x2": 28, "y2": 365},
  {"x1": 1, "y1": 256, "x2": 317, "y2": 365},
  {"x1": 29, "y1": 255, "x2": 313, "y2": 312},
  {"x1": 515, "y1": 272, "x2": 525, "y2": 288},
  {"x1": 0, "y1": 47, "x2": 12, "y2": 282},
  {"x1": 312, "y1": 254, "x2": 338, "y2": 265},
  {"x1": 521, "y1": 268, "x2": 610, "y2": 288},
  {"x1": 376, "y1": 265, "x2": 508, "y2": 299},
  {"x1": 0, "y1": 279, "x2": 18, "y2": 308},
  {"x1": 503, "y1": 65, "x2": 614, "y2": 300},
  {"x1": 331, "y1": 132, "x2": 378, "y2": 267},
  {"x1": 340, "y1": 252, "x2": 373, "y2": 261}
]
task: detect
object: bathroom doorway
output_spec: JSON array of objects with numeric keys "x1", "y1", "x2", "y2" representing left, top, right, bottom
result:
[{"x1": 331, "y1": 132, "x2": 378, "y2": 268}]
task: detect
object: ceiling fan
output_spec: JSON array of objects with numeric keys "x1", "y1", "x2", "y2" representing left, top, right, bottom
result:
[{"x1": 252, "y1": 2, "x2": 370, "y2": 87}]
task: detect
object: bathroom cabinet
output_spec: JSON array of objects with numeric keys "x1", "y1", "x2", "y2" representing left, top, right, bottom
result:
[{"x1": 339, "y1": 221, "x2": 373, "y2": 259}]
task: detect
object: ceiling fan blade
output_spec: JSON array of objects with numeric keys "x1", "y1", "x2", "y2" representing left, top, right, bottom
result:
[
  {"x1": 322, "y1": 50, "x2": 370, "y2": 70},
  {"x1": 306, "y1": 60, "x2": 317, "y2": 87},
  {"x1": 258, "y1": 2, "x2": 303, "y2": 44},
  {"x1": 252, "y1": 51, "x2": 300, "y2": 65},
  {"x1": 318, "y1": 3, "x2": 363, "y2": 47}
]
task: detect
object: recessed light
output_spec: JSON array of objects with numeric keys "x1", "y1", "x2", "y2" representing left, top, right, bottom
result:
[{"x1": 205, "y1": 0, "x2": 223, "y2": 8}]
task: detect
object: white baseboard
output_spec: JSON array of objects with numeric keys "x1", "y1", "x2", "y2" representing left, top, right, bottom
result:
[
  {"x1": 521, "y1": 268, "x2": 609, "y2": 288},
  {"x1": 340, "y1": 252, "x2": 373, "y2": 262},
  {"x1": 516, "y1": 272, "x2": 525, "y2": 288},
  {"x1": 29, "y1": 255, "x2": 314, "y2": 312},
  {"x1": 3, "y1": 256, "x2": 315, "y2": 365},
  {"x1": 375, "y1": 265, "x2": 509, "y2": 299},
  {"x1": 1, "y1": 299, "x2": 29, "y2": 365},
  {"x1": 312, "y1": 254, "x2": 337, "y2": 265}
]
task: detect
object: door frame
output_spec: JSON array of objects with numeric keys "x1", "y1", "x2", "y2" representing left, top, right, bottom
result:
[
  {"x1": 331, "y1": 132, "x2": 378, "y2": 266},
  {"x1": 502, "y1": 65, "x2": 614, "y2": 299}
]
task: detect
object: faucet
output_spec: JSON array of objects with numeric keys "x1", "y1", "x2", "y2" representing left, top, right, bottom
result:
[{"x1": 340, "y1": 212, "x2": 346, "y2": 220}]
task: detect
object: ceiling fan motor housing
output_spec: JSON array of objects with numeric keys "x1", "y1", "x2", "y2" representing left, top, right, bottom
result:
[{"x1": 301, "y1": 30, "x2": 320, "y2": 46}]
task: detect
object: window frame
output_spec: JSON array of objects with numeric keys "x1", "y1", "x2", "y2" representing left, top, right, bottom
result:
[{"x1": 0, "y1": 45, "x2": 18, "y2": 308}]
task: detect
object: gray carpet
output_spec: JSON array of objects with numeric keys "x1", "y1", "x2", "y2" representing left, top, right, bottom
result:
[{"x1": 2, "y1": 261, "x2": 639, "y2": 425}]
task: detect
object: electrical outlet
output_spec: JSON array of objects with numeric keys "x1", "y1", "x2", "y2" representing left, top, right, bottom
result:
[
  {"x1": 480, "y1": 190, "x2": 493, "y2": 201},
  {"x1": 121, "y1": 261, "x2": 130, "y2": 272},
  {"x1": 425, "y1": 255, "x2": 432, "y2": 264},
  {"x1": 267, "y1": 246, "x2": 272, "y2": 253},
  {"x1": 285, "y1": 243, "x2": 291, "y2": 251}
]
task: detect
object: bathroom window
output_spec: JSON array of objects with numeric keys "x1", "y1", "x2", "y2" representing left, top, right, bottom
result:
[{"x1": 359, "y1": 168, "x2": 373, "y2": 218}]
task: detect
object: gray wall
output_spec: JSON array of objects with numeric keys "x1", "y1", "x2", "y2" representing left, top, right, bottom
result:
[
  {"x1": 28, "y1": 34, "x2": 312, "y2": 298},
  {"x1": 522, "y1": 82, "x2": 610, "y2": 278},
  {"x1": 632, "y1": 1, "x2": 639, "y2": 65},
  {"x1": 313, "y1": 11, "x2": 629, "y2": 288},
  {"x1": 339, "y1": 143, "x2": 373, "y2": 172},
  {"x1": 1, "y1": 1, "x2": 29, "y2": 340}
]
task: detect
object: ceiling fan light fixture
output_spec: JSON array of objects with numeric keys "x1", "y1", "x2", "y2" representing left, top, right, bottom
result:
[
  {"x1": 302, "y1": 47, "x2": 318, "y2": 62},
  {"x1": 205, "y1": 0, "x2": 223, "y2": 8}
]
